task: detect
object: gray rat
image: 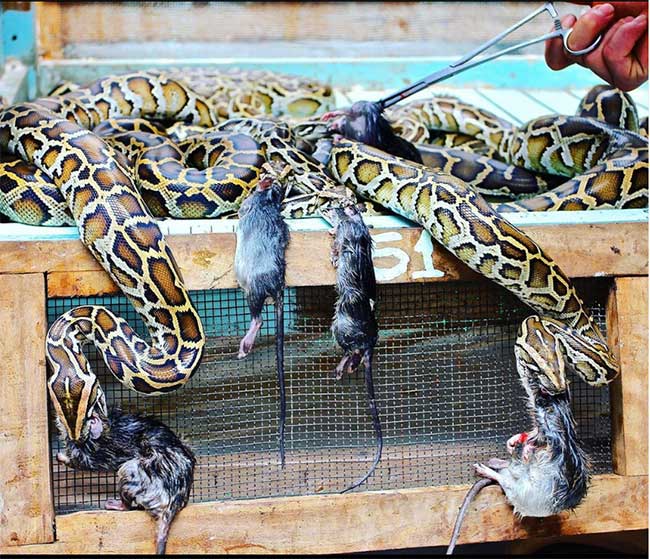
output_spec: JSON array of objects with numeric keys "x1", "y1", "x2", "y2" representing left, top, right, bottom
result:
[
  {"x1": 446, "y1": 366, "x2": 589, "y2": 554},
  {"x1": 55, "y1": 408, "x2": 195, "y2": 555},
  {"x1": 235, "y1": 167, "x2": 290, "y2": 466}
]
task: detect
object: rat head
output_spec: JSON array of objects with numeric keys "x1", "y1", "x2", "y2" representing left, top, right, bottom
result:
[
  {"x1": 251, "y1": 174, "x2": 284, "y2": 207},
  {"x1": 321, "y1": 198, "x2": 365, "y2": 228},
  {"x1": 255, "y1": 160, "x2": 293, "y2": 201},
  {"x1": 48, "y1": 367, "x2": 108, "y2": 443},
  {"x1": 322, "y1": 101, "x2": 385, "y2": 144},
  {"x1": 322, "y1": 101, "x2": 423, "y2": 163}
]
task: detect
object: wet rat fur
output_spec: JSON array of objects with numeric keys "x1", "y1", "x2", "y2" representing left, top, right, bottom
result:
[
  {"x1": 324, "y1": 100, "x2": 423, "y2": 163},
  {"x1": 446, "y1": 376, "x2": 589, "y2": 554},
  {"x1": 326, "y1": 203, "x2": 383, "y2": 492},
  {"x1": 55, "y1": 409, "x2": 195, "y2": 555},
  {"x1": 235, "y1": 171, "x2": 289, "y2": 466},
  {"x1": 477, "y1": 385, "x2": 589, "y2": 517}
]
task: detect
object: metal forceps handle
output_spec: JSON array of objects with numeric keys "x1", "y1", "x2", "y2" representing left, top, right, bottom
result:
[{"x1": 377, "y1": 2, "x2": 602, "y2": 110}]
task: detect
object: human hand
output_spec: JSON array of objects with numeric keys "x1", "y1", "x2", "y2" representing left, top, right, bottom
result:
[{"x1": 545, "y1": 2, "x2": 648, "y2": 91}]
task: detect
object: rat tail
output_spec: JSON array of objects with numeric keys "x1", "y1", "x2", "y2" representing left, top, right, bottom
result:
[
  {"x1": 155, "y1": 509, "x2": 175, "y2": 555},
  {"x1": 341, "y1": 348, "x2": 383, "y2": 493},
  {"x1": 446, "y1": 477, "x2": 494, "y2": 555},
  {"x1": 276, "y1": 291, "x2": 286, "y2": 468}
]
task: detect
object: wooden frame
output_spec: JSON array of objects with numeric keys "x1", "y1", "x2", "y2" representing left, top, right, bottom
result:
[{"x1": 0, "y1": 219, "x2": 647, "y2": 554}]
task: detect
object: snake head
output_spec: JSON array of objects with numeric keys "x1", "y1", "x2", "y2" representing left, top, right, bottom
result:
[
  {"x1": 48, "y1": 368, "x2": 108, "y2": 443},
  {"x1": 515, "y1": 316, "x2": 567, "y2": 396}
]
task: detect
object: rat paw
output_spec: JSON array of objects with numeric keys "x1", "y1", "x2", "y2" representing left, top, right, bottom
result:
[
  {"x1": 486, "y1": 457, "x2": 510, "y2": 470},
  {"x1": 474, "y1": 463, "x2": 500, "y2": 481},
  {"x1": 56, "y1": 451, "x2": 71, "y2": 465},
  {"x1": 104, "y1": 498, "x2": 128, "y2": 511}
]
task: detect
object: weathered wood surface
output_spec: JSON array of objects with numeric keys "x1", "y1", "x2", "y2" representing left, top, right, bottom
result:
[
  {"x1": 0, "y1": 222, "x2": 644, "y2": 297},
  {"x1": 35, "y1": 2, "x2": 549, "y2": 50},
  {"x1": 34, "y1": 2, "x2": 63, "y2": 60},
  {"x1": 608, "y1": 277, "x2": 649, "y2": 477},
  {"x1": 49, "y1": 440, "x2": 512, "y2": 505},
  {"x1": 0, "y1": 274, "x2": 54, "y2": 546},
  {"x1": 3, "y1": 474, "x2": 646, "y2": 555}
]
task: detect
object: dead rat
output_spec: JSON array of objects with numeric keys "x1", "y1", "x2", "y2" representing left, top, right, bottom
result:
[
  {"x1": 235, "y1": 166, "x2": 290, "y2": 466},
  {"x1": 323, "y1": 201, "x2": 383, "y2": 493},
  {"x1": 55, "y1": 408, "x2": 195, "y2": 555},
  {"x1": 322, "y1": 100, "x2": 423, "y2": 163},
  {"x1": 446, "y1": 370, "x2": 589, "y2": 554}
]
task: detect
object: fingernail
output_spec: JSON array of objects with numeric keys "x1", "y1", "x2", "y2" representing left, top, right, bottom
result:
[
  {"x1": 593, "y1": 3, "x2": 615, "y2": 16},
  {"x1": 633, "y1": 14, "x2": 647, "y2": 25}
]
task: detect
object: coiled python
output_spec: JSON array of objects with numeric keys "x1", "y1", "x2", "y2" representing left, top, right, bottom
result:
[
  {"x1": 0, "y1": 72, "x2": 220, "y2": 441},
  {"x1": 0, "y1": 70, "x2": 642, "y2": 442},
  {"x1": 383, "y1": 86, "x2": 648, "y2": 211}
]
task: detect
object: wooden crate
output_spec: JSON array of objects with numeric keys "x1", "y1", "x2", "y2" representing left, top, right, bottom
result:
[
  {"x1": 0, "y1": 216, "x2": 646, "y2": 554},
  {"x1": 0, "y1": 1, "x2": 647, "y2": 553}
]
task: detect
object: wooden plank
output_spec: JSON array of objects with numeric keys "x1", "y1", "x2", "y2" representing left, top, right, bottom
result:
[
  {"x1": 0, "y1": 274, "x2": 54, "y2": 546},
  {"x1": 14, "y1": 222, "x2": 641, "y2": 297},
  {"x1": 32, "y1": 3, "x2": 553, "y2": 48},
  {"x1": 607, "y1": 277, "x2": 649, "y2": 476},
  {"x1": 34, "y1": 2, "x2": 63, "y2": 60},
  {"x1": 3, "y1": 474, "x2": 646, "y2": 555}
]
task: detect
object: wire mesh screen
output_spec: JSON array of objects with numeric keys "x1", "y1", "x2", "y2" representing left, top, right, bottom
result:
[{"x1": 47, "y1": 278, "x2": 613, "y2": 513}]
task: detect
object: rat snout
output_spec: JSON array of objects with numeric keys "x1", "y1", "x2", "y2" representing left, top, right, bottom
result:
[
  {"x1": 320, "y1": 109, "x2": 345, "y2": 122},
  {"x1": 506, "y1": 427, "x2": 540, "y2": 455},
  {"x1": 507, "y1": 432, "x2": 526, "y2": 454},
  {"x1": 320, "y1": 109, "x2": 349, "y2": 135},
  {"x1": 257, "y1": 175, "x2": 274, "y2": 191},
  {"x1": 326, "y1": 115, "x2": 348, "y2": 135},
  {"x1": 56, "y1": 451, "x2": 71, "y2": 465}
]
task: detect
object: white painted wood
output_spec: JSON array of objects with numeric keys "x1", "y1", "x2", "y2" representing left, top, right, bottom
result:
[
  {"x1": 477, "y1": 88, "x2": 555, "y2": 123},
  {"x1": 521, "y1": 89, "x2": 581, "y2": 116},
  {"x1": 0, "y1": 210, "x2": 645, "y2": 242}
]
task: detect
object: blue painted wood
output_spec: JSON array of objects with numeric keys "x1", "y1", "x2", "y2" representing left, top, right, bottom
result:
[
  {"x1": 0, "y1": 3, "x2": 4, "y2": 69},
  {"x1": 2, "y1": 4, "x2": 35, "y2": 64}
]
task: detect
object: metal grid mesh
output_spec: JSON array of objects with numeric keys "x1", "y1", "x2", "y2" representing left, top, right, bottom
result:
[{"x1": 47, "y1": 278, "x2": 612, "y2": 513}]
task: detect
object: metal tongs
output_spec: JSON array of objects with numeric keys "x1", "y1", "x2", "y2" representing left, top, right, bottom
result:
[{"x1": 377, "y1": 2, "x2": 602, "y2": 110}]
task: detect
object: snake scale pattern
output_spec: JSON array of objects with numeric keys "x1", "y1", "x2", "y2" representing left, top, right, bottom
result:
[{"x1": 0, "y1": 70, "x2": 645, "y2": 453}]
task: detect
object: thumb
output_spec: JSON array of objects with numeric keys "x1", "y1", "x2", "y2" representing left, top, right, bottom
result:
[{"x1": 566, "y1": 3, "x2": 615, "y2": 51}]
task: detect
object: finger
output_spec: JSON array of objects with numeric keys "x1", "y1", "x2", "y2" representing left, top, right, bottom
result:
[
  {"x1": 603, "y1": 14, "x2": 648, "y2": 58},
  {"x1": 603, "y1": 15, "x2": 649, "y2": 90},
  {"x1": 545, "y1": 14, "x2": 577, "y2": 70},
  {"x1": 567, "y1": 3, "x2": 616, "y2": 51},
  {"x1": 596, "y1": 2, "x2": 648, "y2": 19}
]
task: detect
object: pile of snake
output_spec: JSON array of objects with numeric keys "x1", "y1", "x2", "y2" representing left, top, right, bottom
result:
[
  {"x1": 0, "y1": 69, "x2": 646, "y2": 507},
  {"x1": 382, "y1": 84, "x2": 647, "y2": 211}
]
